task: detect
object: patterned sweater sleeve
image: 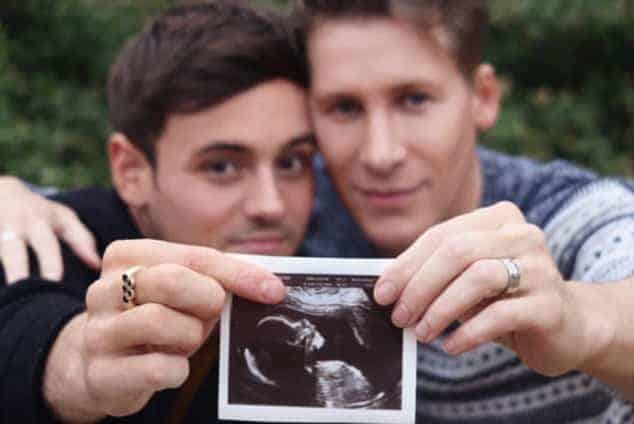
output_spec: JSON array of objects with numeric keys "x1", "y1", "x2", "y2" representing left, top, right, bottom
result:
[
  {"x1": 479, "y1": 151, "x2": 634, "y2": 421},
  {"x1": 542, "y1": 181, "x2": 634, "y2": 421},
  {"x1": 478, "y1": 148, "x2": 634, "y2": 282},
  {"x1": 542, "y1": 180, "x2": 634, "y2": 282}
]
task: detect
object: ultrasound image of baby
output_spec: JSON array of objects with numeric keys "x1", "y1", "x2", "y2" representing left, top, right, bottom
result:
[{"x1": 228, "y1": 275, "x2": 403, "y2": 410}]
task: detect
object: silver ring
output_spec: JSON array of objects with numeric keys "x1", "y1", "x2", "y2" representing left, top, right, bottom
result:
[
  {"x1": 500, "y1": 259, "x2": 521, "y2": 295},
  {"x1": 0, "y1": 230, "x2": 19, "y2": 244},
  {"x1": 122, "y1": 266, "x2": 144, "y2": 308}
]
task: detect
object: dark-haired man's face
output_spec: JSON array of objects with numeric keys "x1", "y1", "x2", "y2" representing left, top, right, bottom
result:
[
  {"x1": 113, "y1": 80, "x2": 315, "y2": 256},
  {"x1": 308, "y1": 18, "x2": 500, "y2": 256}
]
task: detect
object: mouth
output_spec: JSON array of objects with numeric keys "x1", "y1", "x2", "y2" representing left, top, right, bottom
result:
[
  {"x1": 229, "y1": 233, "x2": 288, "y2": 255},
  {"x1": 353, "y1": 180, "x2": 429, "y2": 209}
]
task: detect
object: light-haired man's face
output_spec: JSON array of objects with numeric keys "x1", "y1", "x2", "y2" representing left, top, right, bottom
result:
[
  {"x1": 115, "y1": 79, "x2": 315, "y2": 256},
  {"x1": 308, "y1": 18, "x2": 499, "y2": 256}
]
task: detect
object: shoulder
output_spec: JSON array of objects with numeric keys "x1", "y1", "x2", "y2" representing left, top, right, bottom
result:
[
  {"x1": 480, "y1": 149, "x2": 634, "y2": 279},
  {"x1": 1, "y1": 188, "x2": 136, "y2": 287},
  {"x1": 480, "y1": 148, "x2": 598, "y2": 223},
  {"x1": 51, "y1": 187, "x2": 140, "y2": 253},
  {"x1": 51, "y1": 187, "x2": 120, "y2": 221},
  {"x1": 544, "y1": 179, "x2": 634, "y2": 279}
]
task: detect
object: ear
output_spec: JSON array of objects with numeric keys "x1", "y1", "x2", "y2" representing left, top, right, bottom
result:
[
  {"x1": 472, "y1": 64, "x2": 501, "y2": 131},
  {"x1": 108, "y1": 133, "x2": 155, "y2": 208}
]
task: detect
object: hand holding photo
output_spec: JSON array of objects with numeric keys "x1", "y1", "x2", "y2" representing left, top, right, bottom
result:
[{"x1": 219, "y1": 256, "x2": 416, "y2": 423}]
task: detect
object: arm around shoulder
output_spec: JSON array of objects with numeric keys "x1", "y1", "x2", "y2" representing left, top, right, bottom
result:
[{"x1": 0, "y1": 176, "x2": 100, "y2": 284}]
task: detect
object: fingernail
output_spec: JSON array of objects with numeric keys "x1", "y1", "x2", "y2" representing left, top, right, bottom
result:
[
  {"x1": 444, "y1": 339, "x2": 460, "y2": 355},
  {"x1": 375, "y1": 280, "x2": 397, "y2": 305},
  {"x1": 392, "y1": 303, "x2": 411, "y2": 328},
  {"x1": 416, "y1": 320, "x2": 431, "y2": 343},
  {"x1": 43, "y1": 269, "x2": 63, "y2": 281},
  {"x1": 261, "y1": 279, "x2": 285, "y2": 303}
]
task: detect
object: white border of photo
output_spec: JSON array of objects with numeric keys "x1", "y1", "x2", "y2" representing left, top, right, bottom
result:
[{"x1": 218, "y1": 255, "x2": 417, "y2": 424}]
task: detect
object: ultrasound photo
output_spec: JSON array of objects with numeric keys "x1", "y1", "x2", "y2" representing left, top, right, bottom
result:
[
  {"x1": 218, "y1": 256, "x2": 416, "y2": 423},
  {"x1": 229, "y1": 274, "x2": 402, "y2": 410}
]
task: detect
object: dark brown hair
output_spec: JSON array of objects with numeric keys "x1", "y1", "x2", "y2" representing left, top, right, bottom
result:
[
  {"x1": 107, "y1": 0, "x2": 307, "y2": 163},
  {"x1": 292, "y1": 0, "x2": 488, "y2": 78}
]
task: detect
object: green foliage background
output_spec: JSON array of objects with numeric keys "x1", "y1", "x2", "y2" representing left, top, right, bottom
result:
[{"x1": 1, "y1": 0, "x2": 633, "y2": 188}]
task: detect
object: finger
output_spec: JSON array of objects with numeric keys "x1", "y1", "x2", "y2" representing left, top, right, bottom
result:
[
  {"x1": 133, "y1": 265, "x2": 226, "y2": 319},
  {"x1": 94, "y1": 263, "x2": 227, "y2": 318},
  {"x1": 415, "y1": 259, "x2": 510, "y2": 342},
  {"x1": 443, "y1": 296, "x2": 538, "y2": 355},
  {"x1": 1, "y1": 235, "x2": 29, "y2": 284},
  {"x1": 26, "y1": 220, "x2": 63, "y2": 281},
  {"x1": 87, "y1": 304, "x2": 205, "y2": 356},
  {"x1": 87, "y1": 353, "x2": 189, "y2": 417},
  {"x1": 54, "y1": 206, "x2": 101, "y2": 269},
  {"x1": 86, "y1": 277, "x2": 112, "y2": 312},
  {"x1": 457, "y1": 301, "x2": 490, "y2": 324},
  {"x1": 391, "y1": 224, "x2": 539, "y2": 328},
  {"x1": 376, "y1": 201, "x2": 525, "y2": 306},
  {"x1": 102, "y1": 240, "x2": 284, "y2": 303}
]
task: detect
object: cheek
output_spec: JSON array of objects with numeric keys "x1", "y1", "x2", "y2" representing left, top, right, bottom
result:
[
  {"x1": 198, "y1": 189, "x2": 245, "y2": 226},
  {"x1": 281, "y1": 181, "x2": 314, "y2": 226},
  {"x1": 318, "y1": 131, "x2": 361, "y2": 182},
  {"x1": 161, "y1": 178, "x2": 244, "y2": 226},
  {"x1": 313, "y1": 116, "x2": 361, "y2": 169},
  {"x1": 407, "y1": 103, "x2": 476, "y2": 166}
]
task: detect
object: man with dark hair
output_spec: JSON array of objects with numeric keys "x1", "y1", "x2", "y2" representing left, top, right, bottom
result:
[{"x1": 0, "y1": 2, "x2": 317, "y2": 422}]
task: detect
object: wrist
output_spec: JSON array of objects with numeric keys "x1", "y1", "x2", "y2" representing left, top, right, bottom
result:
[
  {"x1": 568, "y1": 282, "x2": 618, "y2": 373},
  {"x1": 570, "y1": 280, "x2": 634, "y2": 400},
  {"x1": 43, "y1": 313, "x2": 105, "y2": 423}
]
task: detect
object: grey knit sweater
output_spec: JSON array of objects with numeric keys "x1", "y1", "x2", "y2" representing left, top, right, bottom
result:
[{"x1": 304, "y1": 147, "x2": 634, "y2": 423}]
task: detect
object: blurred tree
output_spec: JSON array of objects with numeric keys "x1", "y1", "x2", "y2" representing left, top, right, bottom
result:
[
  {"x1": 0, "y1": 0, "x2": 632, "y2": 188},
  {"x1": 0, "y1": 0, "x2": 165, "y2": 186},
  {"x1": 486, "y1": 0, "x2": 634, "y2": 176}
]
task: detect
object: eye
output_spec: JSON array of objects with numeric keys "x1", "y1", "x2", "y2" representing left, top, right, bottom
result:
[
  {"x1": 276, "y1": 153, "x2": 313, "y2": 177},
  {"x1": 330, "y1": 98, "x2": 363, "y2": 119},
  {"x1": 399, "y1": 92, "x2": 430, "y2": 110},
  {"x1": 208, "y1": 160, "x2": 235, "y2": 174},
  {"x1": 202, "y1": 159, "x2": 243, "y2": 182}
]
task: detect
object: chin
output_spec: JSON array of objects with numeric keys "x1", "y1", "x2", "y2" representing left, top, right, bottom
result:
[
  {"x1": 362, "y1": 216, "x2": 433, "y2": 257},
  {"x1": 368, "y1": 234, "x2": 411, "y2": 258},
  {"x1": 226, "y1": 242, "x2": 299, "y2": 257}
]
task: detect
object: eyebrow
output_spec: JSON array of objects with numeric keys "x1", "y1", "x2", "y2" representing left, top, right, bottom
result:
[
  {"x1": 391, "y1": 80, "x2": 440, "y2": 93},
  {"x1": 192, "y1": 132, "x2": 316, "y2": 157},
  {"x1": 286, "y1": 133, "x2": 316, "y2": 149},
  {"x1": 314, "y1": 79, "x2": 441, "y2": 102}
]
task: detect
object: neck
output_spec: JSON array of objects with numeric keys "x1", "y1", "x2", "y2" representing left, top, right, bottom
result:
[
  {"x1": 460, "y1": 153, "x2": 483, "y2": 214},
  {"x1": 128, "y1": 205, "x2": 157, "y2": 239},
  {"x1": 440, "y1": 149, "x2": 483, "y2": 225}
]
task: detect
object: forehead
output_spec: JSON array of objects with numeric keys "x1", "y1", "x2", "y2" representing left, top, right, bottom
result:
[
  {"x1": 158, "y1": 80, "x2": 311, "y2": 155},
  {"x1": 308, "y1": 18, "x2": 459, "y2": 95}
]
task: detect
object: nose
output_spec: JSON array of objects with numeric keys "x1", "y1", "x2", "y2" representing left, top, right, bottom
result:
[
  {"x1": 244, "y1": 168, "x2": 285, "y2": 222},
  {"x1": 359, "y1": 111, "x2": 406, "y2": 175}
]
